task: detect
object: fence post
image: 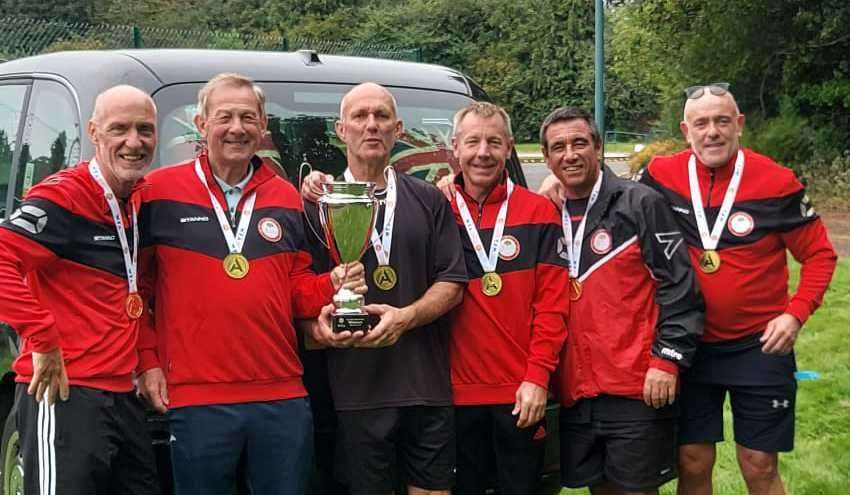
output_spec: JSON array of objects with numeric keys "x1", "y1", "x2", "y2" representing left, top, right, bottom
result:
[
  {"x1": 417, "y1": 47, "x2": 423, "y2": 62},
  {"x1": 133, "y1": 26, "x2": 142, "y2": 48},
  {"x1": 283, "y1": 37, "x2": 289, "y2": 52}
]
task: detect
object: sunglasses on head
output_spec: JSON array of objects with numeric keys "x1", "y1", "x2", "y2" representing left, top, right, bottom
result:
[{"x1": 684, "y1": 82, "x2": 730, "y2": 99}]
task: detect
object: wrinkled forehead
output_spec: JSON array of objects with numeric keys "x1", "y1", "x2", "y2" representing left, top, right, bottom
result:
[
  {"x1": 341, "y1": 85, "x2": 396, "y2": 117},
  {"x1": 683, "y1": 93, "x2": 740, "y2": 122},
  {"x1": 546, "y1": 119, "x2": 596, "y2": 145},
  {"x1": 206, "y1": 83, "x2": 263, "y2": 112},
  {"x1": 457, "y1": 113, "x2": 510, "y2": 139}
]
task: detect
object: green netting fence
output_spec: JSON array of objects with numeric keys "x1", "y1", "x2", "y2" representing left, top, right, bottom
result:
[{"x1": 0, "y1": 16, "x2": 422, "y2": 62}]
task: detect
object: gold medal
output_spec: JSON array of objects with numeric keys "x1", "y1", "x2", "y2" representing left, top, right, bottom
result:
[
  {"x1": 481, "y1": 272, "x2": 503, "y2": 297},
  {"x1": 373, "y1": 265, "x2": 397, "y2": 291},
  {"x1": 223, "y1": 253, "x2": 250, "y2": 279},
  {"x1": 126, "y1": 293, "x2": 144, "y2": 319},
  {"x1": 698, "y1": 250, "x2": 721, "y2": 274},
  {"x1": 569, "y1": 278, "x2": 583, "y2": 301}
]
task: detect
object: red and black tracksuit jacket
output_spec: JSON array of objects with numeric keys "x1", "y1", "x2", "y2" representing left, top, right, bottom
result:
[
  {"x1": 0, "y1": 163, "x2": 143, "y2": 392},
  {"x1": 641, "y1": 148, "x2": 837, "y2": 343},
  {"x1": 449, "y1": 176, "x2": 569, "y2": 405},
  {"x1": 136, "y1": 153, "x2": 334, "y2": 408},
  {"x1": 556, "y1": 167, "x2": 704, "y2": 408}
]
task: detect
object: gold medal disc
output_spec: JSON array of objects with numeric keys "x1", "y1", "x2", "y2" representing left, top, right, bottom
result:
[
  {"x1": 698, "y1": 250, "x2": 721, "y2": 274},
  {"x1": 569, "y1": 278, "x2": 583, "y2": 301},
  {"x1": 481, "y1": 272, "x2": 503, "y2": 297},
  {"x1": 223, "y1": 253, "x2": 250, "y2": 279},
  {"x1": 126, "y1": 293, "x2": 144, "y2": 319},
  {"x1": 373, "y1": 265, "x2": 398, "y2": 291}
]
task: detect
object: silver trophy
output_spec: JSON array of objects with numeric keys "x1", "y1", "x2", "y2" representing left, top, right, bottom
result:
[{"x1": 318, "y1": 181, "x2": 378, "y2": 332}]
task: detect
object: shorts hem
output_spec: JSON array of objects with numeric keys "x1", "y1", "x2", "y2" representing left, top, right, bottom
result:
[
  {"x1": 607, "y1": 472, "x2": 677, "y2": 492},
  {"x1": 560, "y1": 473, "x2": 605, "y2": 489}
]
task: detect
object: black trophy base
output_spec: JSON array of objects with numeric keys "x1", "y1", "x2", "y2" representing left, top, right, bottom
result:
[{"x1": 332, "y1": 312, "x2": 371, "y2": 333}]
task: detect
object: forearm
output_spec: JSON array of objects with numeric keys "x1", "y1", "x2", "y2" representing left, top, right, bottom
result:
[{"x1": 400, "y1": 281, "x2": 464, "y2": 331}]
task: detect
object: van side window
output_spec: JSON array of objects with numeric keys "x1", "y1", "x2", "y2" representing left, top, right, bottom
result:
[
  {"x1": 0, "y1": 84, "x2": 28, "y2": 219},
  {"x1": 14, "y1": 80, "x2": 80, "y2": 204}
]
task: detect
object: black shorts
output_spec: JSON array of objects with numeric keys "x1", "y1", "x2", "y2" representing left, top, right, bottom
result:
[
  {"x1": 454, "y1": 404, "x2": 545, "y2": 495},
  {"x1": 14, "y1": 384, "x2": 160, "y2": 495},
  {"x1": 335, "y1": 405, "x2": 455, "y2": 495},
  {"x1": 680, "y1": 336, "x2": 797, "y2": 452},
  {"x1": 678, "y1": 381, "x2": 796, "y2": 452},
  {"x1": 559, "y1": 396, "x2": 677, "y2": 492}
]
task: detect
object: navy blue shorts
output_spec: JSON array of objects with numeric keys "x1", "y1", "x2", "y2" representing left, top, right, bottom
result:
[
  {"x1": 680, "y1": 335, "x2": 797, "y2": 452},
  {"x1": 168, "y1": 397, "x2": 313, "y2": 495}
]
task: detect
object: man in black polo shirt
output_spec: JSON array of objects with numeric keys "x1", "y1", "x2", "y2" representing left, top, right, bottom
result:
[{"x1": 301, "y1": 82, "x2": 467, "y2": 495}]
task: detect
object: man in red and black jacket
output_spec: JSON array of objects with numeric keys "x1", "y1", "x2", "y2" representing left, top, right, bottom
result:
[
  {"x1": 540, "y1": 106, "x2": 704, "y2": 495},
  {"x1": 446, "y1": 102, "x2": 569, "y2": 495},
  {"x1": 135, "y1": 73, "x2": 365, "y2": 495},
  {"x1": 639, "y1": 84, "x2": 837, "y2": 495},
  {"x1": 0, "y1": 86, "x2": 160, "y2": 495}
]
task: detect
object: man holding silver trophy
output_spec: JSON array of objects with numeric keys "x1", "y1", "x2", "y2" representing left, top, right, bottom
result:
[
  {"x1": 135, "y1": 72, "x2": 367, "y2": 495},
  {"x1": 302, "y1": 82, "x2": 468, "y2": 495}
]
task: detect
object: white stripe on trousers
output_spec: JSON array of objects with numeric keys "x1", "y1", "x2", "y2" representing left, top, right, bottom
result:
[{"x1": 37, "y1": 397, "x2": 56, "y2": 495}]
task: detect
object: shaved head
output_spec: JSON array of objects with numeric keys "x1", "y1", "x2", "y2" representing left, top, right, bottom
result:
[
  {"x1": 91, "y1": 85, "x2": 156, "y2": 123},
  {"x1": 339, "y1": 82, "x2": 398, "y2": 119},
  {"x1": 683, "y1": 91, "x2": 740, "y2": 121}
]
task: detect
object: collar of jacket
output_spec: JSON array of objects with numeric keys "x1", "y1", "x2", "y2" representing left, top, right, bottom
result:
[
  {"x1": 692, "y1": 147, "x2": 742, "y2": 182},
  {"x1": 452, "y1": 169, "x2": 510, "y2": 206},
  {"x1": 196, "y1": 151, "x2": 276, "y2": 197},
  {"x1": 577, "y1": 164, "x2": 621, "y2": 239}
]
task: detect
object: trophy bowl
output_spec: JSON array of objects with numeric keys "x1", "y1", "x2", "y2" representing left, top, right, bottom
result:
[{"x1": 318, "y1": 181, "x2": 378, "y2": 332}]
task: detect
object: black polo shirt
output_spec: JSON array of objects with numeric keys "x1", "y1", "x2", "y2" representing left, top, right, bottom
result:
[{"x1": 305, "y1": 172, "x2": 468, "y2": 411}]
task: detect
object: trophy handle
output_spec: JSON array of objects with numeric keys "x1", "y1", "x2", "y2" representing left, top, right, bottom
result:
[{"x1": 299, "y1": 158, "x2": 330, "y2": 250}]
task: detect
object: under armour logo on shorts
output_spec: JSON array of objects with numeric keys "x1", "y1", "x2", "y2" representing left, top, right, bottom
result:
[{"x1": 772, "y1": 399, "x2": 790, "y2": 409}]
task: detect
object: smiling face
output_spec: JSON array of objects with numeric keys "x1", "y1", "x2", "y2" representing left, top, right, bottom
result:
[
  {"x1": 452, "y1": 112, "x2": 513, "y2": 201},
  {"x1": 335, "y1": 83, "x2": 402, "y2": 168},
  {"x1": 88, "y1": 86, "x2": 157, "y2": 197},
  {"x1": 194, "y1": 82, "x2": 267, "y2": 171},
  {"x1": 543, "y1": 118, "x2": 601, "y2": 199},
  {"x1": 681, "y1": 92, "x2": 745, "y2": 168}
]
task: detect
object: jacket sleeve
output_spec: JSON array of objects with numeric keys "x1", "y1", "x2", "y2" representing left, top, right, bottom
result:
[
  {"x1": 136, "y1": 244, "x2": 161, "y2": 373},
  {"x1": 635, "y1": 188, "x2": 705, "y2": 374},
  {"x1": 290, "y1": 204, "x2": 335, "y2": 319},
  {"x1": 524, "y1": 209, "x2": 570, "y2": 389},
  {"x1": 0, "y1": 197, "x2": 70, "y2": 352},
  {"x1": 781, "y1": 218, "x2": 838, "y2": 324}
]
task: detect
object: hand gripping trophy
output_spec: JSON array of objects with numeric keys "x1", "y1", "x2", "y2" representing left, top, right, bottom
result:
[{"x1": 318, "y1": 180, "x2": 378, "y2": 332}]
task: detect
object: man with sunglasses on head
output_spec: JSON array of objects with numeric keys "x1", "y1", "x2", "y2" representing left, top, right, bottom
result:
[{"x1": 638, "y1": 83, "x2": 837, "y2": 495}]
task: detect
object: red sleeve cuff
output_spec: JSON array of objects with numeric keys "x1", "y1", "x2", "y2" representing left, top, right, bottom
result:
[
  {"x1": 320, "y1": 272, "x2": 335, "y2": 303},
  {"x1": 137, "y1": 350, "x2": 161, "y2": 374},
  {"x1": 28, "y1": 328, "x2": 60, "y2": 354},
  {"x1": 523, "y1": 364, "x2": 551, "y2": 391},
  {"x1": 784, "y1": 299, "x2": 811, "y2": 326},
  {"x1": 649, "y1": 356, "x2": 679, "y2": 376}
]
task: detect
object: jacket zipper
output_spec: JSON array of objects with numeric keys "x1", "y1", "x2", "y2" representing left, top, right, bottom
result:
[{"x1": 706, "y1": 169, "x2": 716, "y2": 209}]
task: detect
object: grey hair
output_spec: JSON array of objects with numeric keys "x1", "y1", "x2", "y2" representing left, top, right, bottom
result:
[
  {"x1": 452, "y1": 101, "x2": 513, "y2": 139},
  {"x1": 197, "y1": 72, "x2": 265, "y2": 118}
]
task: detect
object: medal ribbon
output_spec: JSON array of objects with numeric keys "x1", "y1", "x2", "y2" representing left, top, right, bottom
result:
[
  {"x1": 89, "y1": 160, "x2": 139, "y2": 294},
  {"x1": 344, "y1": 167, "x2": 397, "y2": 266},
  {"x1": 561, "y1": 169, "x2": 604, "y2": 278},
  {"x1": 688, "y1": 150, "x2": 744, "y2": 251},
  {"x1": 194, "y1": 158, "x2": 256, "y2": 255},
  {"x1": 454, "y1": 178, "x2": 514, "y2": 274}
]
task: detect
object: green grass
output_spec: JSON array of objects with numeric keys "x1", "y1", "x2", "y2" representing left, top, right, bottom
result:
[{"x1": 561, "y1": 259, "x2": 850, "y2": 495}]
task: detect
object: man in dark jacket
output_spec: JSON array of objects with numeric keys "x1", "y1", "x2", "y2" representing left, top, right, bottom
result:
[{"x1": 541, "y1": 106, "x2": 704, "y2": 495}]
